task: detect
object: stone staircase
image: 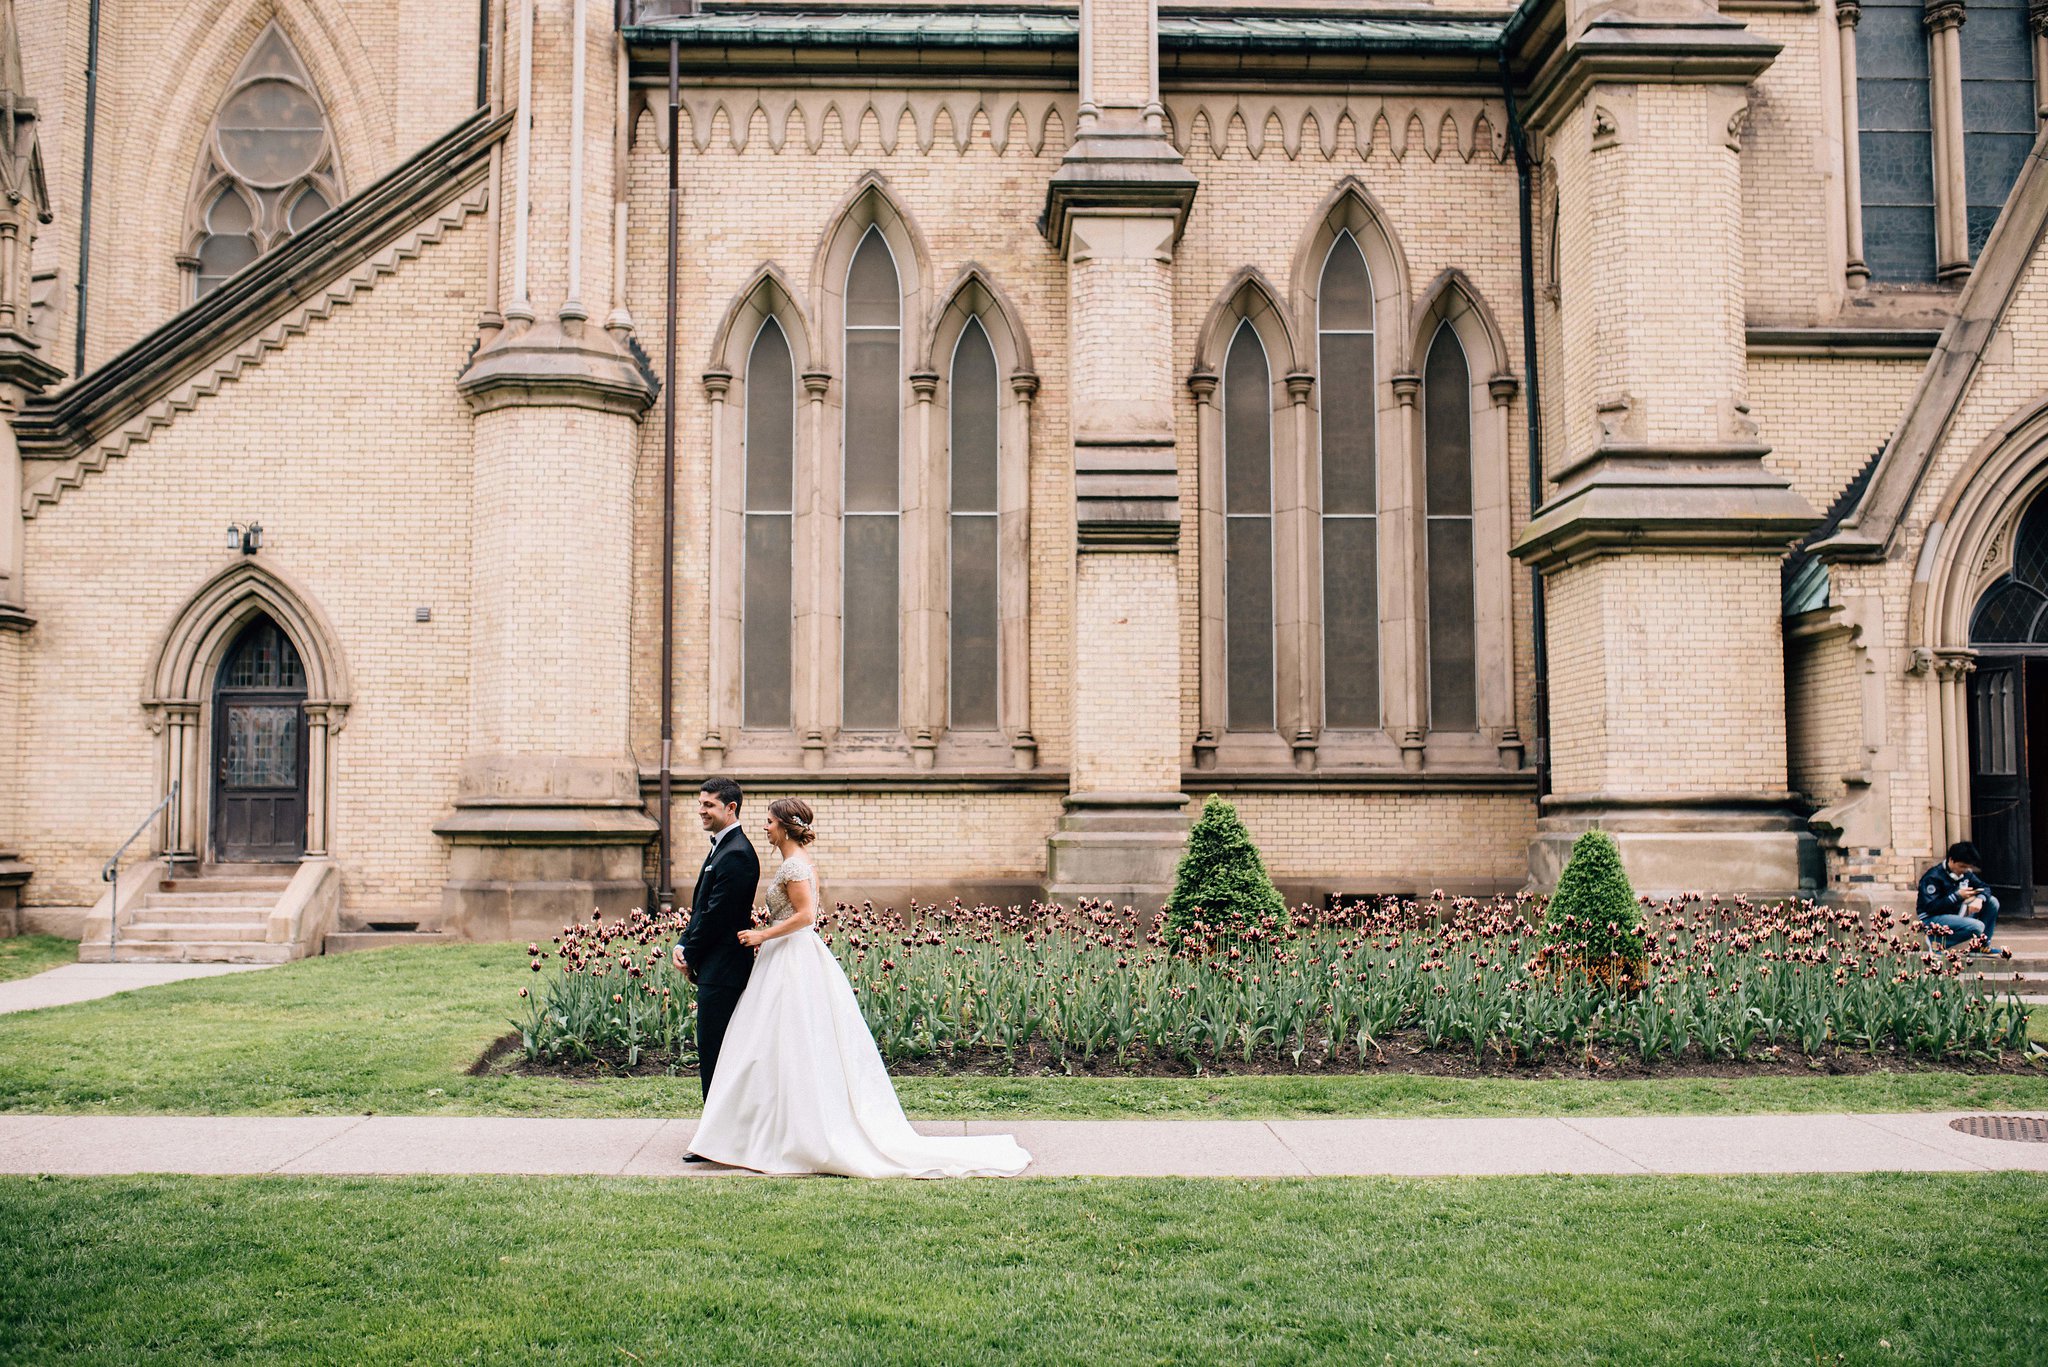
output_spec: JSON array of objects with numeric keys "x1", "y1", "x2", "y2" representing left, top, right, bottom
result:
[
  {"x1": 81, "y1": 860, "x2": 340, "y2": 963},
  {"x1": 324, "y1": 910, "x2": 451, "y2": 955},
  {"x1": 1989, "y1": 926, "x2": 2048, "y2": 995}
]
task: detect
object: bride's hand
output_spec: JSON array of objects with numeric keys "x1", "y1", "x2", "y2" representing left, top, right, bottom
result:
[{"x1": 736, "y1": 926, "x2": 768, "y2": 949}]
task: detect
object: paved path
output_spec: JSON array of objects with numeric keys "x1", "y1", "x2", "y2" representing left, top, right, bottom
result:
[
  {"x1": 1, "y1": 1112, "x2": 2044, "y2": 1178},
  {"x1": 0, "y1": 963, "x2": 273, "y2": 1016}
]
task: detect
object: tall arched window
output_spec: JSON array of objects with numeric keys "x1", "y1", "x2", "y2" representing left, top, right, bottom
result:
[
  {"x1": 1422, "y1": 323, "x2": 1477, "y2": 731},
  {"x1": 843, "y1": 227, "x2": 902, "y2": 731},
  {"x1": 949, "y1": 318, "x2": 1001, "y2": 730},
  {"x1": 1970, "y1": 494, "x2": 2048, "y2": 643},
  {"x1": 1959, "y1": 0, "x2": 2036, "y2": 260},
  {"x1": 1224, "y1": 321, "x2": 1276, "y2": 731},
  {"x1": 1318, "y1": 231, "x2": 1379, "y2": 729},
  {"x1": 184, "y1": 25, "x2": 342, "y2": 301},
  {"x1": 743, "y1": 318, "x2": 795, "y2": 729},
  {"x1": 1855, "y1": 0, "x2": 1937, "y2": 282}
]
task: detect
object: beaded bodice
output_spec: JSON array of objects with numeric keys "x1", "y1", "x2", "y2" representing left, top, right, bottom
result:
[{"x1": 765, "y1": 855, "x2": 816, "y2": 924}]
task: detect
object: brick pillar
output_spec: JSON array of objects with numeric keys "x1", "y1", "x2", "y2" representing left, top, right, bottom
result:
[
  {"x1": 0, "y1": 14, "x2": 57, "y2": 932},
  {"x1": 1041, "y1": 0, "x2": 1198, "y2": 909},
  {"x1": 437, "y1": 0, "x2": 655, "y2": 939},
  {"x1": 1513, "y1": 7, "x2": 1822, "y2": 898}
]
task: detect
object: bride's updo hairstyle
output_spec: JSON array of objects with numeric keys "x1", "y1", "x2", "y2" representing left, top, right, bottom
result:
[{"x1": 769, "y1": 797, "x2": 817, "y2": 846}]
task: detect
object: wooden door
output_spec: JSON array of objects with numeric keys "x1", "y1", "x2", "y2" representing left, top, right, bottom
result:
[
  {"x1": 212, "y1": 618, "x2": 309, "y2": 863},
  {"x1": 1969, "y1": 657, "x2": 2030, "y2": 914}
]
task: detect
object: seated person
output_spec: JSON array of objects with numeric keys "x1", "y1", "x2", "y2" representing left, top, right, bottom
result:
[{"x1": 1916, "y1": 841, "x2": 2003, "y2": 954}]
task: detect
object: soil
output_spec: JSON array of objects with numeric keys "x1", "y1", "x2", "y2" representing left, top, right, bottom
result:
[{"x1": 475, "y1": 1031, "x2": 2043, "y2": 1083}]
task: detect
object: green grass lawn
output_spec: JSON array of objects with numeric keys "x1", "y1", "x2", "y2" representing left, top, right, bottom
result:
[
  {"x1": 2, "y1": 1172, "x2": 2041, "y2": 1364},
  {"x1": 0, "y1": 944, "x2": 2040, "y2": 1120},
  {"x1": 0, "y1": 934, "x2": 76, "y2": 983}
]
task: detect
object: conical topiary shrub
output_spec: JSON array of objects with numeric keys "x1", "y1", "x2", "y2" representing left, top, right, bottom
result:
[
  {"x1": 1164, "y1": 794, "x2": 1287, "y2": 949},
  {"x1": 1541, "y1": 829, "x2": 1648, "y2": 990}
]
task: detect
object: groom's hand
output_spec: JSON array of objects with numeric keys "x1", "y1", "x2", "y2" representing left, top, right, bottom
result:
[{"x1": 672, "y1": 944, "x2": 694, "y2": 981}]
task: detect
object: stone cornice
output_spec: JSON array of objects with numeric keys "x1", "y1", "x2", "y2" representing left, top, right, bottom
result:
[
  {"x1": 458, "y1": 319, "x2": 658, "y2": 420},
  {"x1": 1518, "y1": 10, "x2": 1781, "y2": 134},
  {"x1": 1040, "y1": 133, "x2": 1200, "y2": 256},
  {"x1": 1513, "y1": 443, "x2": 1818, "y2": 569}
]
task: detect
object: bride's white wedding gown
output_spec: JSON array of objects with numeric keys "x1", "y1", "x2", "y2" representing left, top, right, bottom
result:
[{"x1": 688, "y1": 854, "x2": 1031, "y2": 1178}]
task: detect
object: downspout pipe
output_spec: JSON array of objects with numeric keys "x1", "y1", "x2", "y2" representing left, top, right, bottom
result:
[
  {"x1": 1500, "y1": 45, "x2": 1551, "y2": 801},
  {"x1": 74, "y1": 0, "x2": 104, "y2": 379},
  {"x1": 658, "y1": 37, "x2": 680, "y2": 912}
]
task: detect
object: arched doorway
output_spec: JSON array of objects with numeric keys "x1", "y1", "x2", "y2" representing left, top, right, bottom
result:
[
  {"x1": 1966, "y1": 492, "x2": 2048, "y2": 915},
  {"x1": 211, "y1": 615, "x2": 309, "y2": 863}
]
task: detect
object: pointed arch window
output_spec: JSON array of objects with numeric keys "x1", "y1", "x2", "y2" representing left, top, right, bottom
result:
[
  {"x1": 949, "y1": 318, "x2": 1001, "y2": 731},
  {"x1": 1224, "y1": 321, "x2": 1277, "y2": 731},
  {"x1": 842, "y1": 227, "x2": 902, "y2": 731},
  {"x1": 1318, "y1": 232, "x2": 1380, "y2": 729},
  {"x1": 743, "y1": 319, "x2": 796, "y2": 728},
  {"x1": 183, "y1": 26, "x2": 342, "y2": 302},
  {"x1": 1422, "y1": 323, "x2": 1478, "y2": 731}
]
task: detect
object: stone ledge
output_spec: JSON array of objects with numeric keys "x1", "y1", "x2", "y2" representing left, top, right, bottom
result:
[{"x1": 1514, "y1": 443, "x2": 1818, "y2": 569}]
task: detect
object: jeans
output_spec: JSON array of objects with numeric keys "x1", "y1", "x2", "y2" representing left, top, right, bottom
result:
[{"x1": 1923, "y1": 898, "x2": 1999, "y2": 949}]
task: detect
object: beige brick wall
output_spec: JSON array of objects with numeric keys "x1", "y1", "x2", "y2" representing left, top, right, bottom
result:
[
  {"x1": 470, "y1": 405, "x2": 637, "y2": 758},
  {"x1": 0, "y1": 629, "x2": 20, "y2": 856},
  {"x1": 1170, "y1": 99, "x2": 1537, "y2": 753},
  {"x1": 1547, "y1": 552, "x2": 1790, "y2": 796},
  {"x1": 25, "y1": 0, "x2": 475, "y2": 375},
  {"x1": 1786, "y1": 626, "x2": 1859, "y2": 805},
  {"x1": 1741, "y1": 7, "x2": 1843, "y2": 325},
  {"x1": 1086, "y1": 0, "x2": 1155, "y2": 110},
  {"x1": 1749, "y1": 355, "x2": 1922, "y2": 510},
  {"x1": 1072, "y1": 552, "x2": 1181, "y2": 793},
  {"x1": 1227, "y1": 790, "x2": 1536, "y2": 893},
  {"x1": 15, "y1": 209, "x2": 484, "y2": 914},
  {"x1": 623, "y1": 96, "x2": 1077, "y2": 773}
]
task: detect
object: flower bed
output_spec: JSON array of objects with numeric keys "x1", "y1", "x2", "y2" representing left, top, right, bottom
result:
[{"x1": 510, "y1": 895, "x2": 2032, "y2": 1075}]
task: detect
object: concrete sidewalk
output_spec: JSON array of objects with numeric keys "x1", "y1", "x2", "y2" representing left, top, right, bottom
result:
[
  {"x1": 0, "y1": 963, "x2": 274, "y2": 1015},
  {"x1": 0, "y1": 1112, "x2": 2044, "y2": 1178}
]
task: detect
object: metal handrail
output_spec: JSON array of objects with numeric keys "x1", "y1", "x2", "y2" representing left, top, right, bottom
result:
[{"x1": 101, "y1": 780, "x2": 178, "y2": 965}]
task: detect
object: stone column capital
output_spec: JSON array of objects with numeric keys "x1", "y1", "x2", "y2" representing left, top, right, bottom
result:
[
  {"x1": 910, "y1": 370, "x2": 939, "y2": 401},
  {"x1": 1488, "y1": 373, "x2": 1521, "y2": 407},
  {"x1": 1186, "y1": 368, "x2": 1219, "y2": 404},
  {"x1": 701, "y1": 368, "x2": 731, "y2": 400},
  {"x1": 1391, "y1": 372, "x2": 1422, "y2": 407},
  {"x1": 801, "y1": 370, "x2": 832, "y2": 399},
  {"x1": 1922, "y1": 0, "x2": 1966, "y2": 34},
  {"x1": 1009, "y1": 370, "x2": 1041, "y2": 402},
  {"x1": 2030, "y1": 0, "x2": 2048, "y2": 36},
  {"x1": 1835, "y1": 0, "x2": 1862, "y2": 28},
  {"x1": 1285, "y1": 372, "x2": 1315, "y2": 402}
]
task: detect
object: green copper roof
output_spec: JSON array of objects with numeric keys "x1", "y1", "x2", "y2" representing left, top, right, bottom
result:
[{"x1": 625, "y1": 10, "x2": 1505, "y2": 51}]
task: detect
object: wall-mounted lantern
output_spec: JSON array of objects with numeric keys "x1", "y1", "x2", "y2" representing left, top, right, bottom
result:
[{"x1": 226, "y1": 521, "x2": 263, "y2": 555}]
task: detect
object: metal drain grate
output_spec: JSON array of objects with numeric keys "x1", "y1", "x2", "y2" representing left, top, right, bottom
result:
[{"x1": 1950, "y1": 1115, "x2": 2048, "y2": 1143}]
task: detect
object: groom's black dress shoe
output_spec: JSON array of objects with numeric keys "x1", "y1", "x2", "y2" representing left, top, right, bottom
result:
[{"x1": 682, "y1": 1152, "x2": 712, "y2": 1164}]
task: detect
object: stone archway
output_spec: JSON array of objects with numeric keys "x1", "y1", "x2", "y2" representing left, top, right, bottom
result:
[
  {"x1": 1906, "y1": 397, "x2": 2048, "y2": 885},
  {"x1": 144, "y1": 560, "x2": 353, "y2": 863}
]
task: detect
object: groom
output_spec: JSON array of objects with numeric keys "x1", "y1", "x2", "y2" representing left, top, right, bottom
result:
[{"x1": 672, "y1": 776, "x2": 761, "y2": 1107}]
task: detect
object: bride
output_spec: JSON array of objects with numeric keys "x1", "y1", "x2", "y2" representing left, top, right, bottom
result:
[{"x1": 685, "y1": 797, "x2": 1031, "y2": 1178}]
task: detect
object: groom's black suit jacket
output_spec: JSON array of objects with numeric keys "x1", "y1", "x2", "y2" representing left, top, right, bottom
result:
[{"x1": 682, "y1": 827, "x2": 761, "y2": 991}]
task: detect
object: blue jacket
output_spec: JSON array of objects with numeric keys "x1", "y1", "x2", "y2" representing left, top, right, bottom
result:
[{"x1": 1916, "y1": 862, "x2": 1995, "y2": 920}]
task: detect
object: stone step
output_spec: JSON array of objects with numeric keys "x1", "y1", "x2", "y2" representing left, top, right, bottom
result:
[
  {"x1": 79, "y1": 940, "x2": 298, "y2": 965},
  {"x1": 122, "y1": 921, "x2": 269, "y2": 943},
  {"x1": 145, "y1": 891, "x2": 285, "y2": 911},
  {"x1": 324, "y1": 931, "x2": 453, "y2": 955},
  {"x1": 155, "y1": 880, "x2": 291, "y2": 898},
  {"x1": 128, "y1": 907, "x2": 271, "y2": 926}
]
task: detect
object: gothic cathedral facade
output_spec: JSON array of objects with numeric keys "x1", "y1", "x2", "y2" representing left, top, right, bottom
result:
[{"x1": 2, "y1": 0, "x2": 2046, "y2": 950}]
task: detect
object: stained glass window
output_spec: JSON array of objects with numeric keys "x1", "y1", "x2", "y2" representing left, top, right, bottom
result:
[
  {"x1": 843, "y1": 228, "x2": 901, "y2": 731},
  {"x1": 1423, "y1": 324, "x2": 1477, "y2": 731},
  {"x1": 949, "y1": 319, "x2": 1000, "y2": 731},
  {"x1": 1224, "y1": 321, "x2": 1276, "y2": 731},
  {"x1": 187, "y1": 26, "x2": 342, "y2": 299},
  {"x1": 743, "y1": 319, "x2": 795, "y2": 728},
  {"x1": 1318, "y1": 232, "x2": 1380, "y2": 729}
]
